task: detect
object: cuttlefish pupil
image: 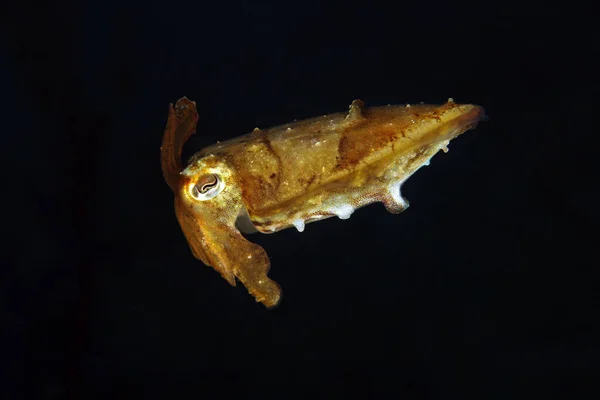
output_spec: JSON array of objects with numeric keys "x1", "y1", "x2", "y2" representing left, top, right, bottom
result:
[{"x1": 191, "y1": 173, "x2": 222, "y2": 200}]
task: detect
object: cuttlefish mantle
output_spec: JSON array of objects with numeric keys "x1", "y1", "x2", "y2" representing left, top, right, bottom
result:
[{"x1": 161, "y1": 97, "x2": 485, "y2": 308}]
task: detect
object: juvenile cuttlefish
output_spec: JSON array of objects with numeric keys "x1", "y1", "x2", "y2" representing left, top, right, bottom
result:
[{"x1": 161, "y1": 97, "x2": 485, "y2": 307}]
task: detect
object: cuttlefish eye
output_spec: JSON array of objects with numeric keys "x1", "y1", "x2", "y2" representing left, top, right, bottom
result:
[{"x1": 190, "y1": 173, "x2": 223, "y2": 200}]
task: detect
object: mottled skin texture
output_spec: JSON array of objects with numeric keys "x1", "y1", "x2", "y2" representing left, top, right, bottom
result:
[{"x1": 161, "y1": 97, "x2": 485, "y2": 307}]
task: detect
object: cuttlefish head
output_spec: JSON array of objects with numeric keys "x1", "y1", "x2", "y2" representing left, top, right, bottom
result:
[{"x1": 161, "y1": 97, "x2": 281, "y2": 308}]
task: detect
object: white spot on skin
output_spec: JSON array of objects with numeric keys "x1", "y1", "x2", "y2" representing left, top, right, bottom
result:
[
  {"x1": 406, "y1": 104, "x2": 411, "y2": 108},
  {"x1": 287, "y1": 127, "x2": 292, "y2": 132},
  {"x1": 330, "y1": 204, "x2": 354, "y2": 220},
  {"x1": 416, "y1": 157, "x2": 432, "y2": 170},
  {"x1": 389, "y1": 182, "x2": 409, "y2": 209},
  {"x1": 293, "y1": 219, "x2": 305, "y2": 232}
]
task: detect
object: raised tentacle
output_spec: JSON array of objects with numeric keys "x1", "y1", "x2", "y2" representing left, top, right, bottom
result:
[{"x1": 160, "y1": 97, "x2": 199, "y2": 191}]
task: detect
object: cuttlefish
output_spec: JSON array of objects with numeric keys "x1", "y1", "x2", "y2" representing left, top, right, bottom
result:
[{"x1": 161, "y1": 97, "x2": 485, "y2": 308}]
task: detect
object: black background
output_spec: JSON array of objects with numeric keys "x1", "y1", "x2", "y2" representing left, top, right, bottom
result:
[{"x1": 2, "y1": 1, "x2": 597, "y2": 398}]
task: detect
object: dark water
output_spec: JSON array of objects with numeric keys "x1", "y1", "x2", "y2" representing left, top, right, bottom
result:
[{"x1": 2, "y1": 1, "x2": 596, "y2": 398}]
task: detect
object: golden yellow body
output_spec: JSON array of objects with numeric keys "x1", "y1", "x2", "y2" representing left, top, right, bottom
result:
[{"x1": 161, "y1": 98, "x2": 485, "y2": 307}]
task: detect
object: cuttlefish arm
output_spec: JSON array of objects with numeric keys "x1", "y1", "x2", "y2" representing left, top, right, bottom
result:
[
  {"x1": 161, "y1": 98, "x2": 198, "y2": 192},
  {"x1": 161, "y1": 98, "x2": 281, "y2": 307}
]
